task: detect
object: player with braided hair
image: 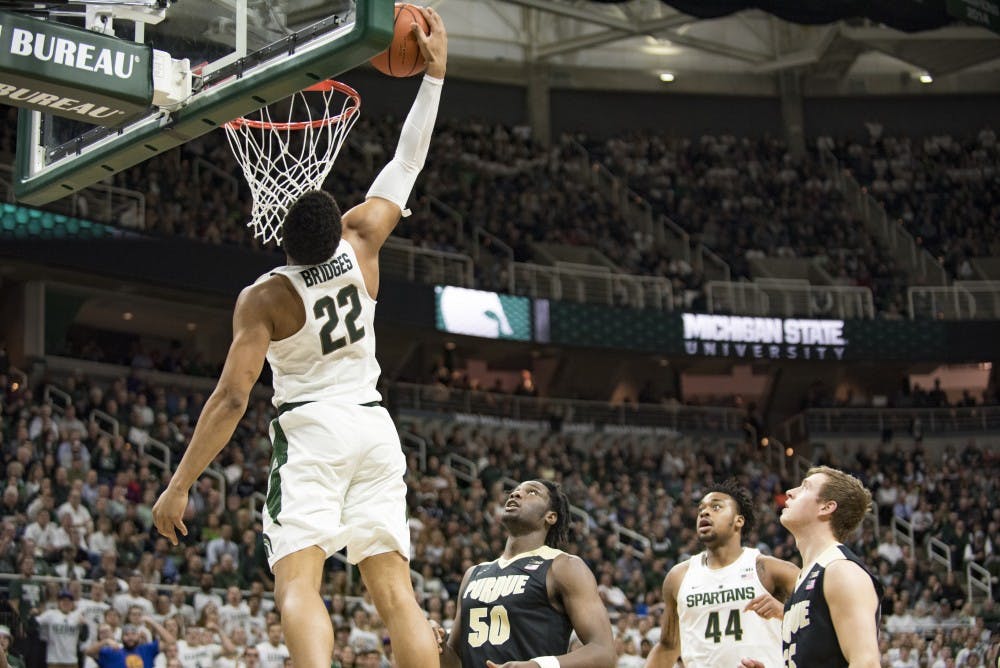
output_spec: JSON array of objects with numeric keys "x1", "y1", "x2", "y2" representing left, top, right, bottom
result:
[
  {"x1": 437, "y1": 479, "x2": 615, "y2": 668},
  {"x1": 646, "y1": 479, "x2": 799, "y2": 668}
]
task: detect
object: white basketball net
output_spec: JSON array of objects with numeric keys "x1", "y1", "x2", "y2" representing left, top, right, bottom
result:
[{"x1": 224, "y1": 80, "x2": 361, "y2": 246}]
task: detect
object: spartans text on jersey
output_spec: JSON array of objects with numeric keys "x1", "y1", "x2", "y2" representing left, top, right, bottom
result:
[{"x1": 686, "y1": 585, "x2": 756, "y2": 608}]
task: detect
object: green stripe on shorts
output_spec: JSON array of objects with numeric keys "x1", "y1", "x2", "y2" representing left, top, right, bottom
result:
[{"x1": 267, "y1": 418, "x2": 289, "y2": 525}]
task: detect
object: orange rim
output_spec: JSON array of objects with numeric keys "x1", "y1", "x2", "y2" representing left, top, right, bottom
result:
[{"x1": 224, "y1": 80, "x2": 361, "y2": 131}]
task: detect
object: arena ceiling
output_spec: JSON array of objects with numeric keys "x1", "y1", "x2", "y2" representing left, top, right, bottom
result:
[{"x1": 432, "y1": 0, "x2": 1000, "y2": 95}]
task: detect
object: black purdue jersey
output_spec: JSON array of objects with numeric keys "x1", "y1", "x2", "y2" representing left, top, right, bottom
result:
[
  {"x1": 459, "y1": 546, "x2": 573, "y2": 667},
  {"x1": 782, "y1": 544, "x2": 883, "y2": 668}
]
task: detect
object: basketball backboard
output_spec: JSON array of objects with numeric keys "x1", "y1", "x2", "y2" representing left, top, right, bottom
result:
[{"x1": 13, "y1": 0, "x2": 391, "y2": 206}]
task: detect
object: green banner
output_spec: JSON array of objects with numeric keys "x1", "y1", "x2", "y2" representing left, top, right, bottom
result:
[
  {"x1": 0, "y1": 10, "x2": 152, "y2": 125},
  {"x1": 946, "y1": 0, "x2": 1000, "y2": 33},
  {"x1": 548, "y1": 303, "x2": 1000, "y2": 362}
]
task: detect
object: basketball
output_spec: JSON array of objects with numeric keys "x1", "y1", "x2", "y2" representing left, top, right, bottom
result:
[{"x1": 370, "y1": 3, "x2": 428, "y2": 77}]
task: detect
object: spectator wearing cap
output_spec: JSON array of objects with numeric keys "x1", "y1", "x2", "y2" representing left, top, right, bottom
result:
[
  {"x1": 254, "y1": 622, "x2": 289, "y2": 668},
  {"x1": 0, "y1": 625, "x2": 26, "y2": 668},
  {"x1": 34, "y1": 590, "x2": 84, "y2": 668},
  {"x1": 87, "y1": 616, "x2": 174, "y2": 668}
]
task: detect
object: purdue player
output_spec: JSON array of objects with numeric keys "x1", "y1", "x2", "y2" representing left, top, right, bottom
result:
[
  {"x1": 646, "y1": 480, "x2": 799, "y2": 668},
  {"x1": 742, "y1": 467, "x2": 882, "y2": 668},
  {"x1": 438, "y1": 480, "x2": 615, "y2": 668},
  {"x1": 152, "y1": 7, "x2": 448, "y2": 668}
]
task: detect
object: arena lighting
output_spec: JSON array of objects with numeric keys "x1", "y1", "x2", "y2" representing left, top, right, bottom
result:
[
  {"x1": 659, "y1": 72, "x2": 675, "y2": 82},
  {"x1": 918, "y1": 72, "x2": 933, "y2": 84}
]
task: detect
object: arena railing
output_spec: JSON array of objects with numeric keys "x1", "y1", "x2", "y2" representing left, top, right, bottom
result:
[
  {"x1": 387, "y1": 382, "x2": 745, "y2": 434},
  {"x1": 908, "y1": 281, "x2": 1000, "y2": 319},
  {"x1": 444, "y1": 452, "x2": 477, "y2": 484},
  {"x1": 891, "y1": 515, "x2": 916, "y2": 555},
  {"x1": 802, "y1": 406, "x2": 1000, "y2": 435},
  {"x1": 698, "y1": 244, "x2": 732, "y2": 283},
  {"x1": 927, "y1": 537, "x2": 953, "y2": 574},
  {"x1": 819, "y1": 147, "x2": 947, "y2": 286},
  {"x1": 399, "y1": 429, "x2": 428, "y2": 473},
  {"x1": 511, "y1": 261, "x2": 673, "y2": 310},
  {"x1": 380, "y1": 237, "x2": 474, "y2": 287},
  {"x1": 707, "y1": 279, "x2": 875, "y2": 319},
  {"x1": 966, "y1": 561, "x2": 992, "y2": 605}
]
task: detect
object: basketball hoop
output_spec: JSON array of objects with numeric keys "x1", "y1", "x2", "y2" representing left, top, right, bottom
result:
[{"x1": 224, "y1": 80, "x2": 361, "y2": 245}]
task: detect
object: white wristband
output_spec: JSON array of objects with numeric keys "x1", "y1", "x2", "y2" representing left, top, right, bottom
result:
[{"x1": 532, "y1": 657, "x2": 559, "y2": 668}]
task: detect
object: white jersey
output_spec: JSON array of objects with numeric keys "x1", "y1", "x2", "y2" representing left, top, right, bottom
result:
[
  {"x1": 677, "y1": 547, "x2": 782, "y2": 668},
  {"x1": 36, "y1": 608, "x2": 83, "y2": 664},
  {"x1": 256, "y1": 239, "x2": 381, "y2": 407},
  {"x1": 254, "y1": 641, "x2": 290, "y2": 668},
  {"x1": 177, "y1": 640, "x2": 222, "y2": 668}
]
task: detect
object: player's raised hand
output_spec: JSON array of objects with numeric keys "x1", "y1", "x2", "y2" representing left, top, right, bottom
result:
[
  {"x1": 743, "y1": 592, "x2": 785, "y2": 620},
  {"x1": 152, "y1": 486, "x2": 189, "y2": 546},
  {"x1": 428, "y1": 619, "x2": 447, "y2": 653},
  {"x1": 739, "y1": 660, "x2": 766, "y2": 668},
  {"x1": 413, "y1": 6, "x2": 447, "y2": 78}
]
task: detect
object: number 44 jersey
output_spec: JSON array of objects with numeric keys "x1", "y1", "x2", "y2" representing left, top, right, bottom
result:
[
  {"x1": 257, "y1": 239, "x2": 382, "y2": 407},
  {"x1": 677, "y1": 547, "x2": 782, "y2": 668},
  {"x1": 460, "y1": 547, "x2": 574, "y2": 667}
]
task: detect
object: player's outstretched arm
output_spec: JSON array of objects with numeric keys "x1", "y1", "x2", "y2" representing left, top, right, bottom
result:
[
  {"x1": 645, "y1": 563, "x2": 687, "y2": 668},
  {"x1": 343, "y1": 6, "x2": 447, "y2": 256},
  {"x1": 825, "y1": 560, "x2": 881, "y2": 668},
  {"x1": 152, "y1": 285, "x2": 272, "y2": 545},
  {"x1": 541, "y1": 554, "x2": 615, "y2": 668}
]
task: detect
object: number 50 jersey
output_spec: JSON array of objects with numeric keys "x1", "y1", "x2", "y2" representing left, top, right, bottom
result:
[
  {"x1": 256, "y1": 239, "x2": 381, "y2": 407},
  {"x1": 460, "y1": 547, "x2": 574, "y2": 667},
  {"x1": 677, "y1": 547, "x2": 782, "y2": 668}
]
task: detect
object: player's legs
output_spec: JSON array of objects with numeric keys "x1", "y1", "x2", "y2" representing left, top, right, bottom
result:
[
  {"x1": 272, "y1": 546, "x2": 332, "y2": 667},
  {"x1": 358, "y1": 551, "x2": 439, "y2": 668}
]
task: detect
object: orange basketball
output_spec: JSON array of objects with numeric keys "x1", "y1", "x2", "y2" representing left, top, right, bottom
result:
[{"x1": 370, "y1": 3, "x2": 428, "y2": 78}]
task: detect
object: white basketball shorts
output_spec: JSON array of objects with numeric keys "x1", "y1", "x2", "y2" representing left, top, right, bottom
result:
[{"x1": 261, "y1": 401, "x2": 409, "y2": 568}]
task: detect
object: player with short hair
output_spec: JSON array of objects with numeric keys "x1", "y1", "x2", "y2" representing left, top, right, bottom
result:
[
  {"x1": 438, "y1": 479, "x2": 616, "y2": 668},
  {"x1": 742, "y1": 466, "x2": 883, "y2": 668},
  {"x1": 152, "y1": 7, "x2": 449, "y2": 668},
  {"x1": 646, "y1": 480, "x2": 799, "y2": 668}
]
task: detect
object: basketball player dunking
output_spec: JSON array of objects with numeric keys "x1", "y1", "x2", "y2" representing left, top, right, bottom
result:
[
  {"x1": 646, "y1": 480, "x2": 799, "y2": 668},
  {"x1": 437, "y1": 480, "x2": 616, "y2": 668},
  {"x1": 152, "y1": 7, "x2": 448, "y2": 668},
  {"x1": 741, "y1": 466, "x2": 883, "y2": 668}
]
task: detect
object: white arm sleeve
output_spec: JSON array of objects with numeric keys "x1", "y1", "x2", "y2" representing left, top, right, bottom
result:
[{"x1": 366, "y1": 73, "x2": 443, "y2": 217}]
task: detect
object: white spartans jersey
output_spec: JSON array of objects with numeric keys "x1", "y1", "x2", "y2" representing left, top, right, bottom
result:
[
  {"x1": 677, "y1": 547, "x2": 782, "y2": 668},
  {"x1": 256, "y1": 239, "x2": 381, "y2": 407}
]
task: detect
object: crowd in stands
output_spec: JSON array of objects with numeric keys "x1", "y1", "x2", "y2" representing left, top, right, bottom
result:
[
  {"x1": 4, "y1": 96, "x2": 998, "y2": 317},
  {"x1": 0, "y1": 366, "x2": 996, "y2": 667},
  {"x1": 802, "y1": 374, "x2": 1000, "y2": 412},
  {"x1": 586, "y1": 132, "x2": 911, "y2": 315},
  {"x1": 837, "y1": 126, "x2": 999, "y2": 280}
]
